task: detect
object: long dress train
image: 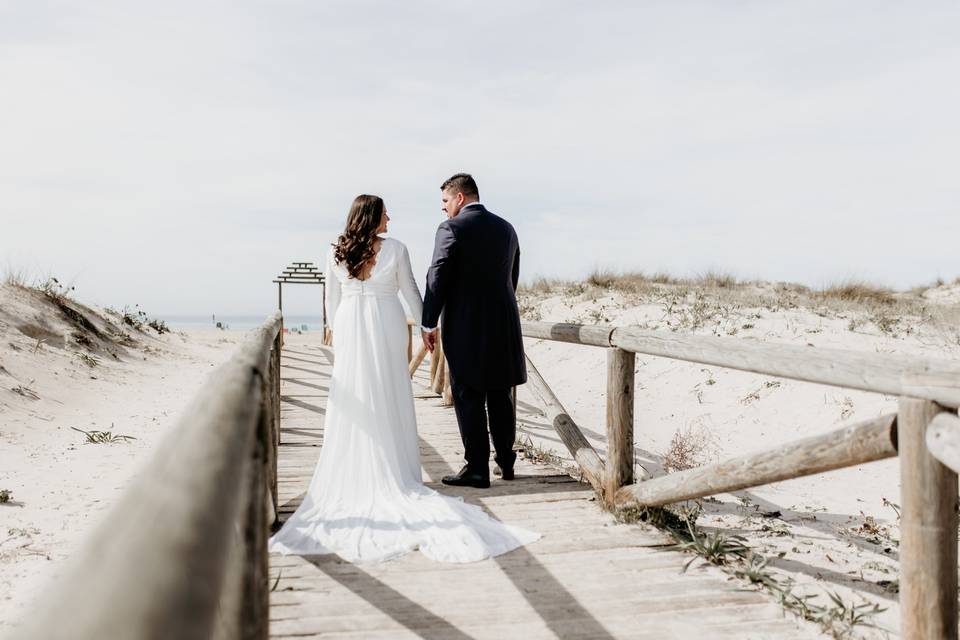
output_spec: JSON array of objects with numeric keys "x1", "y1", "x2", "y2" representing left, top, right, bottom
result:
[{"x1": 268, "y1": 237, "x2": 540, "y2": 563}]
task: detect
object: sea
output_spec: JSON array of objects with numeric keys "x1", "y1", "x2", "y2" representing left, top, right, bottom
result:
[{"x1": 162, "y1": 315, "x2": 325, "y2": 333}]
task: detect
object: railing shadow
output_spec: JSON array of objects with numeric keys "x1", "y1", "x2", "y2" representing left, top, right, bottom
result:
[
  {"x1": 304, "y1": 557, "x2": 477, "y2": 640},
  {"x1": 416, "y1": 436, "x2": 615, "y2": 639},
  {"x1": 281, "y1": 395, "x2": 326, "y2": 415},
  {"x1": 282, "y1": 353, "x2": 328, "y2": 367},
  {"x1": 767, "y1": 556, "x2": 899, "y2": 602},
  {"x1": 282, "y1": 363, "x2": 332, "y2": 378},
  {"x1": 284, "y1": 377, "x2": 329, "y2": 392},
  {"x1": 281, "y1": 427, "x2": 324, "y2": 441},
  {"x1": 492, "y1": 546, "x2": 616, "y2": 640}
]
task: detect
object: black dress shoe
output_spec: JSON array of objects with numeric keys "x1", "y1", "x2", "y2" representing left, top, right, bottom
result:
[
  {"x1": 493, "y1": 465, "x2": 515, "y2": 480},
  {"x1": 442, "y1": 465, "x2": 490, "y2": 488}
]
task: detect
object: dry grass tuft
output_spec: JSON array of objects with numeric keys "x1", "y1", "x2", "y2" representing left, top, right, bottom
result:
[
  {"x1": 587, "y1": 269, "x2": 617, "y2": 289},
  {"x1": 817, "y1": 281, "x2": 896, "y2": 305},
  {"x1": 2, "y1": 266, "x2": 29, "y2": 288},
  {"x1": 583, "y1": 269, "x2": 663, "y2": 295},
  {"x1": 697, "y1": 270, "x2": 738, "y2": 289},
  {"x1": 521, "y1": 276, "x2": 564, "y2": 295},
  {"x1": 70, "y1": 426, "x2": 136, "y2": 444},
  {"x1": 582, "y1": 268, "x2": 741, "y2": 298},
  {"x1": 662, "y1": 425, "x2": 716, "y2": 473}
]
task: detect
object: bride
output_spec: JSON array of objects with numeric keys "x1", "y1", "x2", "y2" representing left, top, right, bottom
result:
[{"x1": 268, "y1": 194, "x2": 539, "y2": 563}]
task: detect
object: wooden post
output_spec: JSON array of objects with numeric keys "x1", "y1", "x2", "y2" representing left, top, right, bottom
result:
[
  {"x1": 321, "y1": 281, "x2": 327, "y2": 333},
  {"x1": 274, "y1": 331, "x2": 281, "y2": 447},
  {"x1": 264, "y1": 333, "x2": 280, "y2": 517},
  {"x1": 605, "y1": 348, "x2": 634, "y2": 504},
  {"x1": 408, "y1": 343, "x2": 428, "y2": 378},
  {"x1": 428, "y1": 336, "x2": 440, "y2": 384},
  {"x1": 407, "y1": 322, "x2": 413, "y2": 363},
  {"x1": 442, "y1": 359, "x2": 453, "y2": 406},
  {"x1": 899, "y1": 397, "x2": 958, "y2": 640},
  {"x1": 277, "y1": 283, "x2": 284, "y2": 347},
  {"x1": 432, "y1": 346, "x2": 446, "y2": 396}
]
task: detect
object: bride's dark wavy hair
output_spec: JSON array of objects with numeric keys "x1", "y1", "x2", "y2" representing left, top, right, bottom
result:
[{"x1": 333, "y1": 195, "x2": 385, "y2": 279}]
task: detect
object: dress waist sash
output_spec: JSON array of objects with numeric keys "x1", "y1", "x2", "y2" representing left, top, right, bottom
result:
[{"x1": 341, "y1": 286, "x2": 396, "y2": 298}]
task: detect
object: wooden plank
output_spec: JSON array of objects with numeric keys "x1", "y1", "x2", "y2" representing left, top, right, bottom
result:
[
  {"x1": 616, "y1": 412, "x2": 898, "y2": 508},
  {"x1": 898, "y1": 398, "x2": 958, "y2": 639},
  {"x1": 269, "y1": 603, "x2": 805, "y2": 639}
]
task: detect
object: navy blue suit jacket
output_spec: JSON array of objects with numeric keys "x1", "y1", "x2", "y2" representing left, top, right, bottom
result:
[{"x1": 422, "y1": 204, "x2": 527, "y2": 390}]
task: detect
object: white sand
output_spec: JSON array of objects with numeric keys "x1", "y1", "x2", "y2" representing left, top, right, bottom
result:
[
  {"x1": 0, "y1": 283, "x2": 243, "y2": 629},
  {"x1": 516, "y1": 281, "x2": 960, "y2": 637}
]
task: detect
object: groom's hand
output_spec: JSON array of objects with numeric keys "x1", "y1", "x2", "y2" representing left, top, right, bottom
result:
[{"x1": 422, "y1": 329, "x2": 438, "y2": 353}]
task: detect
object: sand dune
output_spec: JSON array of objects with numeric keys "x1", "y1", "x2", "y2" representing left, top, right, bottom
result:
[{"x1": 0, "y1": 282, "x2": 241, "y2": 629}]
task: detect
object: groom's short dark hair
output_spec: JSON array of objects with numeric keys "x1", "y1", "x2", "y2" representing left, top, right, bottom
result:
[{"x1": 441, "y1": 173, "x2": 479, "y2": 199}]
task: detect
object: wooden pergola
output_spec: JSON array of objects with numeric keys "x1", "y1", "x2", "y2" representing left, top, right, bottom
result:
[{"x1": 272, "y1": 262, "x2": 326, "y2": 337}]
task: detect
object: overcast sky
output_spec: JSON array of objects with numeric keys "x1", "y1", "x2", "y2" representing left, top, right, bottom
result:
[{"x1": 2, "y1": 1, "x2": 958, "y2": 316}]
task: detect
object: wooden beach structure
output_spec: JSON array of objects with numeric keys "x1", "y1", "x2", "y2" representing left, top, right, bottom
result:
[
  {"x1": 11, "y1": 313, "x2": 960, "y2": 639},
  {"x1": 273, "y1": 261, "x2": 326, "y2": 339}
]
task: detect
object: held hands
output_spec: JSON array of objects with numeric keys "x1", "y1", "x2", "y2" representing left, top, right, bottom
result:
[{"x1": 422, "y1": 329, "x2": 438, "y2": 353}]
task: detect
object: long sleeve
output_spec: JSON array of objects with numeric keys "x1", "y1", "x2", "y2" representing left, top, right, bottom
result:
[
  {"x1": 324, "y1": 247, "x2": 341, "y2": 327},
  {"x1": 396, "y1": 241, "x2": 423, "y2": 322},
  {"x1": 421, "y1": 221, "x2": 457, "y2": 330},
  {"x1": 512, "y1": 247, "x2": 520, "y2": 292}
]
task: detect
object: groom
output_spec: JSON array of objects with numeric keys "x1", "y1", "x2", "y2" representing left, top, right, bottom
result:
[{"x1": 421, "y1": 173, "x2": 527, "y2": 489}]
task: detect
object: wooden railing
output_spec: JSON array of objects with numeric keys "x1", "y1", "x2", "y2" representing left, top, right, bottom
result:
[
  {"x1": 12, "y1": 312, "x2": 283, "y2": 640},
  {"x1": 409, "y1": 324, "x2": 453, "y2": 405},
  {"x1": 520, "y1": 320, "x2": 960, "y2": 640}
]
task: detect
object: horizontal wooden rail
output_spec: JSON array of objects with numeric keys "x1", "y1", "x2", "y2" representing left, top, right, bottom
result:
[
  {"x1": 614, "y1": 413, "x2": 898, "y2": 508},
  {"x1": 522, "y1": 321, "x2": 960, "y2": 408},
  {"x1": 522, "y1": 321, "x2": 614, "y2": 348},
  {"x1": 13, "y1": 312, "x2": 283, "y2": 640}
]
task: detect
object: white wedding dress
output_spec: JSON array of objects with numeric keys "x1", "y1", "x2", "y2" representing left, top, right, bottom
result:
[{"x1": 268, "y1": 237, "x2": 540, "y2": 563}]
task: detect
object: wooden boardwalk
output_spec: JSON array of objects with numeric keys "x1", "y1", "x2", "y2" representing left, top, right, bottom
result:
[{"x1": 269, "y1": 336, "x2": 821, "y2": 639}]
